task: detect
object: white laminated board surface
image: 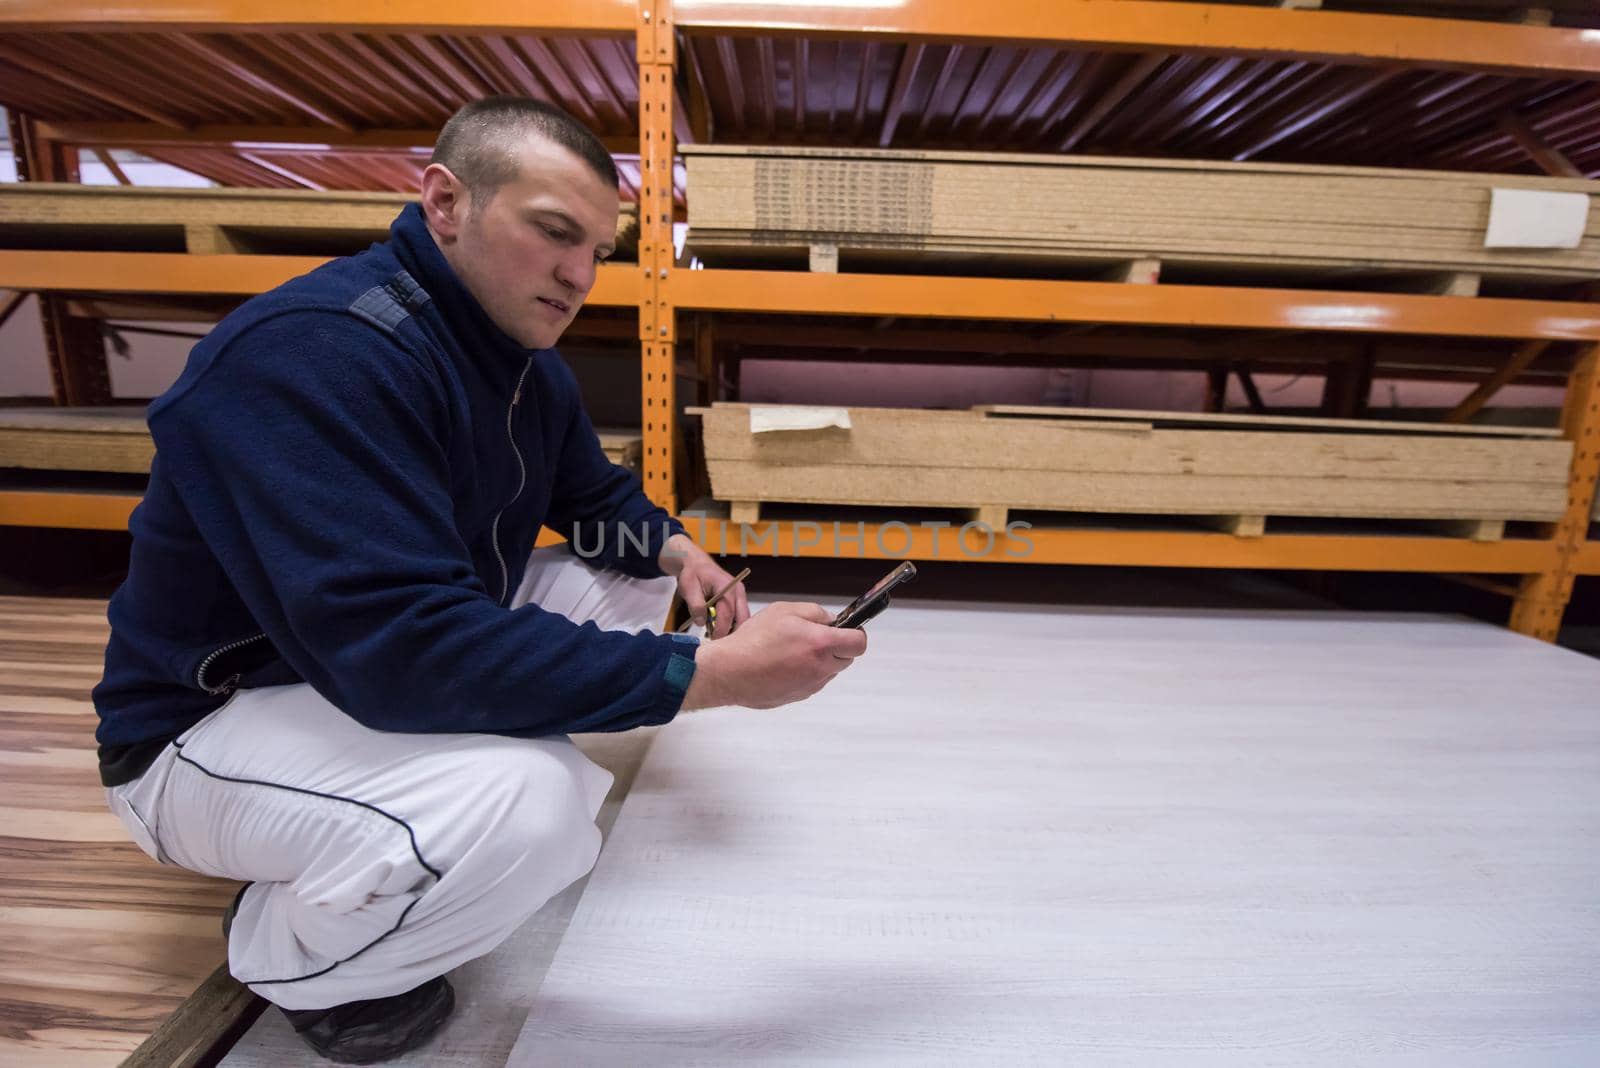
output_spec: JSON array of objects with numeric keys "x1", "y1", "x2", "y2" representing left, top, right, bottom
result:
[{"x1": 510, "y1": 602, "x2": 1600, "y2": 1067}]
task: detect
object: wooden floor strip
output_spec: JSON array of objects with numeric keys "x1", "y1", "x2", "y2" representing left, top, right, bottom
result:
[{"x1": 0, "y1": 596, "x2": 242, "y2": 1067}]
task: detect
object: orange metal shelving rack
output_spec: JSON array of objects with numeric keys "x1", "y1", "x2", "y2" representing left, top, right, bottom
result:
[
  {"x1": 1, "y1": 0, "x2": 1598, "y2": 636},
  {"x1": 637, "y1": 0, "x2": 1600, "y2": 641}
]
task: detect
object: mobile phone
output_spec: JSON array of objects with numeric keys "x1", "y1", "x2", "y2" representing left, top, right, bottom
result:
[{"x1": 831, "y1": 561, "x2": 918, "y2": 629}]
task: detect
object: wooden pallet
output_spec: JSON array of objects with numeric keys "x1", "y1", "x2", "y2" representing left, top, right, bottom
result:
[
  {"x1": 687, "y1": 240, "x2": 1517, "y2": 297},
  {"x1": 723, "y1": 500, "x2": 1514, "y2": 542},
  {"x1": 0, "y1": 183, "x2": 640, "y2": 259},
  {"x1": 696, "y1": 402, "x2": 1570, "y2": 535}
]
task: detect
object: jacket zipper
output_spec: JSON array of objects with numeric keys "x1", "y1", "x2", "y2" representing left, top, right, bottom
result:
[
  {"x1": 491, "y1": 356, "x2": 534, "y2": 606},
  {"x1": 195, "y1": 632, "x2": 268, "y2": 695}
]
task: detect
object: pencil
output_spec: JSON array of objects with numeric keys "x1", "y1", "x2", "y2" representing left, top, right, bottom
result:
[{"x1": 704, "y1": 567, "x2": 752, "y2": 629}]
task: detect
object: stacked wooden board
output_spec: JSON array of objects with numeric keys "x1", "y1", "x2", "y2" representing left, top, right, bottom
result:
[
  {"x1": 0, "y1": 183, "x2": 640, "y2": 258},
  {"x1": 0, "y1": 408, "x2": 643, "y2": 476},
  {"x1": 693, "y1": 402, "x2": 1571, "y2": 535},
  {"x1": 683, "y1": 146, "x2": 1600, "y2": 279},
  {"x1": 0, "y1": 408, "x2": 153, "y2": 473},
  {"x1": 595, "y1": 428, "x2": 644, "y2": 476}
]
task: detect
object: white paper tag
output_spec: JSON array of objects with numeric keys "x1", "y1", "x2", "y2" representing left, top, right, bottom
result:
[
  {"x1": 749, "y1": 406, "x2": 853, "y2": 433},
  {"x1": 1484, "y1": 188, "x2": 1589, "y2": 249}
]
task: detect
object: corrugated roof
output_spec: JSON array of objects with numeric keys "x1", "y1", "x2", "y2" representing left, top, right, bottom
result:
[
  {"x1": 0, "y1": 30, "x2": 678, "y2": 199},
  {"x1": 684, "y1": 38, "x2": 1600, "y2": 176},
  {"x1": 0, "y1": 32, "x2": 642, "y2": 135},
  {"x1": 0, "y1": 27, "x2": 1594, "y2": 191}
]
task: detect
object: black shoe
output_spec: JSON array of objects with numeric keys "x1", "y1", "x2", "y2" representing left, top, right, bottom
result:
[
  {"x1": 280, "y1": 976, "x2": 456, "y2": 1065},
  {"x1": 221, "y1": 883, "x2": 249, "y2": 940}
]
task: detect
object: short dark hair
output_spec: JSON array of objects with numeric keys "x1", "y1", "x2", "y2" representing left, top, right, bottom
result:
[{"x1": 431, "y1": 96, "x2": 619, "y2": 205}]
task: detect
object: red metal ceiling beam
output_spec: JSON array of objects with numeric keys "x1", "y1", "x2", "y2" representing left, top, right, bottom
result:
[
  {"x1": 164, "y1": 33, "x2": 355, "y2": 130},
  {"x1": 92, "y1": 149, "x2": 132, "y2": 185},
  {"x1": 1232, "y1": 67, "x2": 1405, "y2": 160},
  {"x1": 849, "y1": 41, "x2": 878, "y2": 140},
  {"x1": 909, "y1": 46, "x2": 964, "y2": 143},
  {"x1": 878, "y1": 42, "x2": 923, "y2": 148},
  {"x1": 235, "y1": 151, "x2": 325, "y2": 189},
  {"x1": 1498, "y1": 112, "x2": 1584, "y2": 178},
  {"x1": 0, "y1": 39, "x2": 188, "y2": 127},
  {"x1": 1058, "y1": 51, "x2": 1167, "y2": 153},
  {"x1": 1004, "y1": 50, "x2": 1094, "y2": 146},
  {"x1": 36, "y1": 120, "x2": 639, "y2": 162}
]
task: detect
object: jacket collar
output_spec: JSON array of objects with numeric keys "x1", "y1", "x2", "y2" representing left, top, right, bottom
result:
[{"x1": 387, "y1": 203, "x2": 541, "y2": 381}]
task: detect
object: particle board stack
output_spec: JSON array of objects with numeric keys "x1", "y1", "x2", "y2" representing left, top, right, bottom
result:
[
  {"x1": 692, "y1": 403, "x2": 1571, "y2": 531},
  {"x1": 0, "y1": 408, "x2": 642, "y2": 477},
  {"x1": 594, "y1": 428, "x2": 644, "y2": 476},
  {"x1": 0, "y1": 183, "x2": 640, "y2": 258},
  {"x1": 683, "y1": 146, "x2": 1600, "y2": 279},
  {"x1": 0, "y1": 407, "x2": 153, "y2": 473}
]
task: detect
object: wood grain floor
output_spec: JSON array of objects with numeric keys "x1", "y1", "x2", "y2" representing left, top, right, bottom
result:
[
  {"x1": 0, "y1": 595, "x2": 239, "y2": 1068},
  {"x1": 511, "y1": 602, "x2": 1600, "y2": 1066}
]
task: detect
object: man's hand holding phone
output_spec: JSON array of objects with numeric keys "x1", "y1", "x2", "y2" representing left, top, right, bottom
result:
[
  {"x1": 682, "y1": 602, "x2": 867, "y2": 710},
  {"x1": 679, "y1": 562, "x2": 915, "y2": 711}
]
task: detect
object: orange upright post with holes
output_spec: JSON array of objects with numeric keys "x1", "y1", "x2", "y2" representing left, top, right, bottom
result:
[{"x1": 636, "y1": 0, "x2": 677, "y2": 514}]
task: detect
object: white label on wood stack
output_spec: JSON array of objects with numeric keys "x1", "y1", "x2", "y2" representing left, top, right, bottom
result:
[
  {"x1": 1484, "y1": 188, "x2": 1589, "y2": 249},
  {"x1": 749, "y1": 406, "x2": 854, "y2": 433}
]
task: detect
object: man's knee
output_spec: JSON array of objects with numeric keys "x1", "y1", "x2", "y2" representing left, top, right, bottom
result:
[{"x1": 458, "y1": 743, "x2": 607, "y2": 882}]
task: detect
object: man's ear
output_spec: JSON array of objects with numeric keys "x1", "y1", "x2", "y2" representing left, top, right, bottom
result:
[{"x1": 420, "y1": 163, "x2": 468, "y2": 242}]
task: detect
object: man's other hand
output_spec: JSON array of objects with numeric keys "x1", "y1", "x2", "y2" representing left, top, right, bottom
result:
[{"x1": 659, "y1": 532, "x2": 749, "y2": 639}]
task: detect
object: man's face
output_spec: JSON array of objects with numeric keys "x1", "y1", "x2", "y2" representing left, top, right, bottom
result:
[{"x1": 430, "y1": 137, "x2": 618, "y2": 350}]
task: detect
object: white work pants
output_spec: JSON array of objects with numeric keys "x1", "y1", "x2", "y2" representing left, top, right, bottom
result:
[{"x1": 106, "y1": 548, "x2": 676, "y2": 1010}]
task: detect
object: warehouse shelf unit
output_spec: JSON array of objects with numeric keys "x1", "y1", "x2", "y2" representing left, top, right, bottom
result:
[
  {"x1": 1, "y1": 1, "x2": 1598, "y2": 638},
  {"x1": 640, "y1": 0, "x2": 1600, "y2": 642}
]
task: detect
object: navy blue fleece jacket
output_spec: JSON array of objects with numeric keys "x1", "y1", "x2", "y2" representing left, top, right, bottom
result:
[{"x1": 93, "y1": 203, "x2": 697, "y2": 786}]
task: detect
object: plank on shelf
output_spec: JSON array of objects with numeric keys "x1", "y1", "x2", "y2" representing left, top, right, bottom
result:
[
  {"x1": 0, "y1": 407, "x2": 643, "y2": 477},
  {"x1": 975, "y1": 404, "x2": 1564, "y2": 437},
  {"x1": 684, "y1": 147, "x2": 1600, "y2": 283},
  {"x1": 0, "y1": 184, "x2": 640, "y2": 259},
  {"x1": 0, "y1": 407, "x2": 152, "y2": 473},
  {"x1": 692, "y1": 403, "x2": 1571, "y2": 525}
]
